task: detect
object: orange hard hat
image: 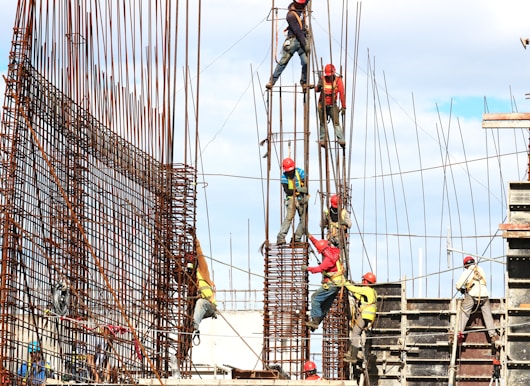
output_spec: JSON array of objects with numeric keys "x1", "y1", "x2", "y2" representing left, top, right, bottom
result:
[
  {"x1": 303, "y1": 360, "x2": 317, "y2": 372},
  {"x1": 313, "y1": 239, "x2": 328, "y2": 253},
  {"x1": 282, "y1": 157, "x2": 295, "y2": 172},
  {"x1": 330, "y1": 194, "x2": 339, "y2": 208},
  {"x1": 362, "y1": 272, "x2": 376, "y2": 284},
  {"x1": 324, "y1": 64, "x2": 336, "y2": 76},
  {"x1": 463, "y1": 256, "x2": 475, "y2": 266}
]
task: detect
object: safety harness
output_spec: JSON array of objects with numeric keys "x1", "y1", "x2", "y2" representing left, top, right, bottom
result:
[{"x1": 465, "y1": 265, "x2": 486, "y2": 293}]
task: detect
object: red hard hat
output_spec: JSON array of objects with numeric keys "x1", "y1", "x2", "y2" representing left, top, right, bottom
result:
[
  {"x1": 463, "y1": 256, "x2": 475, "y2": 266},
  {"x1": 324, "y1": 64, "x2": 336, "y2": 76},
  {"x1": 362, "y1": 272, "x2": 376, "y2": 284},
  {"x1": 313, "y1": 239, "x2": 328, "y2": 253},
  {"x1": 303, "y1": 360, "x2": 317, "y2": 372},
  {"x1": 295, "y1": 0, "x2": 307, "y2": 4},
  {"x1": 330, "y1": 194, "x2": 339, "y2": 208},
  {"x1": 282, "y1": 157, "x2": 295, "y2": 172}
]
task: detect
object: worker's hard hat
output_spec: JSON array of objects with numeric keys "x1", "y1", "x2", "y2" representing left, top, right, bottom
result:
[
  {"x1": 282, "y1": 157, "x2": 295, "y2": 172},
  {"x1": 330, "y1": 194, "x2": 339, "y2": 208},
  {"x1": 294, "y1": 0, "x2": 307, "y2": 4},
  {"x1": 303, "y1": 360, "x2": 317, "y2": 372},
  {"x1": 463, "y1": 256, "x2": 475, "y2": 266},
  {"x1": 362, "y1": 272, "x2": 376, "y2": 284},
  {"x1": 324, "y1": 64, "x2": 336, "y2": 76},
  {"x1": 28, "y1": 341, "x2": 41, "y2": 353},
  {"x1": 313, "y1": 239, "x2": 328, "y2": 253}
]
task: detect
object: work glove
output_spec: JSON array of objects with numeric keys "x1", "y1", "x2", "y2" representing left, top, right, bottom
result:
[
  {"x1": 301, "y1": 265, "x2": 308, "y2": 271},
  {"x1": 340, "y1": 107, "x2": 346, "y2": 116},
  {"x1": 298, "y1": 186, "x2": 307, "y2": 194},
  {"x1": 304, "y1": 43, "x2": 311, "y2": 55}
]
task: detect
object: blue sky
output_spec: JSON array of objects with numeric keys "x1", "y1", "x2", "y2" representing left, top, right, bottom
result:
[{"x1": 1, "y1": 0, "x2": 530, "y2": 302}]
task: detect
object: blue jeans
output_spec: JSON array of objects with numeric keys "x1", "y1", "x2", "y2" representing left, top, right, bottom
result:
[
  {"x1": 270, "y1": 37, "x2": 308, "y2": 86},
  {"x1": 310, "y1": 282, "x2": 341, "y2": 319},
  {"x1": 193, "y1": 298, "x2": 216, "y2": 331}
]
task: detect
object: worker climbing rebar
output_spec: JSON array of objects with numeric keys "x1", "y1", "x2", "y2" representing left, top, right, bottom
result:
[
  {"x1": 315, "y1": 64, "x2": 346, "y2": 148},
  {"x1": 266, "y1": 0, "x2": 311, "y2": 90}
]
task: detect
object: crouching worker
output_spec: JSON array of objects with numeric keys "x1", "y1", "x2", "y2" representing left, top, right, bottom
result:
[
  {"x1": 304, "y1": 233, "x2": 346, "y2": 331},
  {"x1": 192, "y1": 238, "x2": 217, "y2": 345},
  {"x1": 344, "y1": 272, "x2": 377, "y2": 363}
]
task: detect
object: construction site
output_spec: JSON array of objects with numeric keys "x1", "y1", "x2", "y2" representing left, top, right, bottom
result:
[{"x1": 0, "y1": 1, "x2": 529, "y2": 385}]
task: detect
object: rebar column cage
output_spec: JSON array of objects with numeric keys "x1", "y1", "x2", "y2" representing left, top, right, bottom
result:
[
  {"x1": 263, "y1": 243, "x2": 310, "y2": 380},
  {"x1": 0, "y1": 40, "x2": 197, "y2": 386}
]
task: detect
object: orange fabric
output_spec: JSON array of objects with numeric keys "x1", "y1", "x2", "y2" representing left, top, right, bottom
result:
[{"x1": 195, "y1": 239, "x2": 214, "y2": 288}]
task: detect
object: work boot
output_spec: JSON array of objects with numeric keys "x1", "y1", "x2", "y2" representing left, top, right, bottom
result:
[
  {"x1": 265, "y1": 82, "x2": 273, "y2": 90},
  {"x1": 277, "y1": 238, "x2": 285, "y2": 245},
  {"x1": 338, "y1": 139, "x2": 346, "y2": 148},
  {"x1": 344, "y1": 345, "x2": 360, "y2": 363},
  {"x1": 306, "y1": 318, "x2": 322, "y2": 331},
  {"x1": 319, "y1": 140, "x2": 326, "y2": 148}
]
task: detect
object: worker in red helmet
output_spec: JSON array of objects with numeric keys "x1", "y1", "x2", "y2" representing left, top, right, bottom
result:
[
  {"x1": 321, "y1": 194, "x2": 352, "y2": 247},
  {"x1": 302, "y1": 360, "x2": 321, "y2": 380},
  {"x1": 265, "y1": 0, "x2": 311, "y2": 90},
  {"x1": 315, "y1": 63, "x2": 346, "y2": 148},
  {"x1": 343, "y1": 273, "x2": 378, "y2": 363},
  {"x1": 303, "y1": 233, "x2": 347, "y2": 331},
  {"x1": 455, "y1": 256, "x2": 499, "y2": 344},
  {"x1": 277, "y1": 158, "x2": 308, "y2": 245}
]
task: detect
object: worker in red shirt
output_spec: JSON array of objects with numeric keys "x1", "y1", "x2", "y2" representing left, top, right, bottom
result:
[
  {"x1": 315, "y1": 63, "x2": 346, "y2": 148},
  {"x1": 304, "y1": 233, "x2": 346, "y2": 331}
]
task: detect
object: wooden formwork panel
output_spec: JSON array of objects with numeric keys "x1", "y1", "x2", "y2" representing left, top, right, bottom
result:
[
  {"x1": 405, "y1": 361, "x2": 448, "y2": 377},
  {"x1": 506, "y1": 255, "x2": 530, "y2": 277},
  {"x1": 406, "y1": 380, "x2": 448, "y2": 386},
  {"x1": 506, "y1": 367, "x2": 530, "y2": 385},
  {"x1": 507, "y1": 338, "x2": 530, "y2": 361}
]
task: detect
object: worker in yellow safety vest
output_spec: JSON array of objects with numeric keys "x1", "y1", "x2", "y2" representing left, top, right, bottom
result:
[
  {"x1": 321, "y1": 194, "x2": 352, "y2": 247},
  {"x1": 192, "y1": 239, "x2": 217, "y2": 342},
  {"x1": 344, "y1": 272, "x2": 378, "y2": 363}
]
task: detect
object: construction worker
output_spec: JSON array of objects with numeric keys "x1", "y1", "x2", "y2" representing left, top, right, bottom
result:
[
  {"x1": 192, "y1": 238, "x2": 217, "y2": 342},
  {"x1": 302, "y1": 360, "x2": 321, "y2": 380},
  {"x1": 18, "y1": 341, "x2": 52, "y2": 385},
  {"x1": 344, "y1": 272, "x2": 378, "y2": 363},
  {"x1": 455, "y1": 256, "x2": 499, "y2": 343},
  {"x1": 277, "y1": 157, "x2": 308, "y2": 245},
  {"x1": 266, "y1": 0, "x2": 310, "y2": 90},
  {"x1": 315, "y1": 64, "x2": 346, "y2": 148},
  {"x1": 321, "y1": 194, "x2": 352, "y2": 247},
  {"x1": 304, "y1": 233, "x2": 346, "y2": 331}
]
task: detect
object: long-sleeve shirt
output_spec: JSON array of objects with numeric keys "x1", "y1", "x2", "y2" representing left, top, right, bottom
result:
[
  {"x1": 455, "y1": 264, "x2": 489, "y2": 298},
  {"x1": 345, "y1": 283, "x2": 377, "y2": 321},
  {"x1": 285, "y1": 3, "x2": 307, "y2": 47},
  {"x1": 281, "y1": 168, "x2": 305, "y2": 197},
  {"x1": 307, "y1": 235, "x2": 342, "y2": 278}
]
